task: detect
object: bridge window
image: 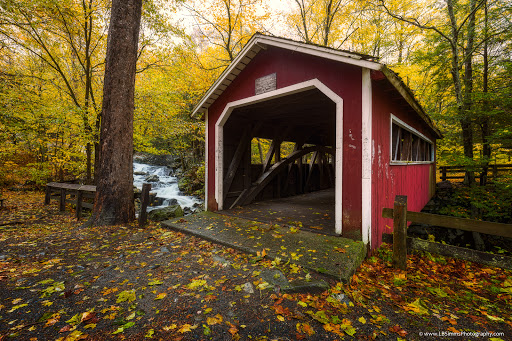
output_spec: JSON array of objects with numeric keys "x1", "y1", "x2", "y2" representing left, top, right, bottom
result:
[{"x1": 391, "y1": 116, "x2": 433, "y2": 163}]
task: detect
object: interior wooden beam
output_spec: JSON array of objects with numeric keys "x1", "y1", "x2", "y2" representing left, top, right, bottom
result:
[
  {"x1": 223, "y1": 122, "x2": 261, "y2": 201},
  {"x1": 262, "y1": 138, "x2": 279, "y2": 173},
  {"x1": 282, "y1": 142, "x2": 302, "y2": 195},
  {"x1": 304, "y1": 151, "x2": 319, "y2": 192},
  {"x1": 235, "y1": 146, "x2": 334, "y2": 207}
]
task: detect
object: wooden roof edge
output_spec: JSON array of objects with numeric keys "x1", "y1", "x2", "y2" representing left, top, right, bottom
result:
[
  {"x1": 191, "y1": 33, "x2": 383, "y2": 119},
  {"x1": 381, "y1": 66, "x2": 443, "y2": 139}
]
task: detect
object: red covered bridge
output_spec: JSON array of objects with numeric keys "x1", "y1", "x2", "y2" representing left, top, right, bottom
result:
[{"x1": 192, "y1": 33, "x2": 442, "y2": 249}]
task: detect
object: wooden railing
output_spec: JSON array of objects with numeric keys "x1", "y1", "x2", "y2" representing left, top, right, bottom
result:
[
  {"x1": 45, "y1": 182, "x2": 152, "y2": 226},
  {"x1": 440, "y1": 164, "x2": 512, "y2": 181},
  {"x1": 382, "y1": 195, "x2": 512, "y2": 270}
]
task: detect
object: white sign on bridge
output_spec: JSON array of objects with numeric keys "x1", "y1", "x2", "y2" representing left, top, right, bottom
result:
[{"x1": 255, "y1": 73, "x2": 276, "y2": 95}]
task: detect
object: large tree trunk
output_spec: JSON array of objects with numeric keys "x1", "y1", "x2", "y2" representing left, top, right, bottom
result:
[{"x1": 89, "y1": 0, "x2": 142, "y2": 226}]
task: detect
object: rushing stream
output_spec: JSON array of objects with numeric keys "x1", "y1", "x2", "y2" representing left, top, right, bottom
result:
[{"x1": 133, "y1": 162, "x2": 202, "y2": 213}]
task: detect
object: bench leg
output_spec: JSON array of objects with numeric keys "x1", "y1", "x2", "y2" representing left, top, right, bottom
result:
[
  {"x1": 45, "y1": 186, "x2": 51, "y2": 205},
  {"x1": 76, "y1": 191, "x2": 83, "y2": 219},
  {"x1": 59, "y1": 188, "x2": 66, "y2": 211}
]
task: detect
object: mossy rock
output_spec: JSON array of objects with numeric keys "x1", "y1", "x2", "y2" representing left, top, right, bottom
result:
[{"x1": 148, "y1": 205, "x2": 184, "y2": 221}]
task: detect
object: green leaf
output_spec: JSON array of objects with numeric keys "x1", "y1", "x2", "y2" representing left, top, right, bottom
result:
[
  {"x1": 112, "y1": 321, "x2": 135, "y2": 334},
  {"x1": 116, "y1": 290, "x2": 136, "y2": 303},
  {"x1": 148, "y1": 279, "x2": 163, "y2": 286},
  {"x1": 66, "y1": 313, "x2": 82, "y2": 326},
  {"x1": 427, "y1": 287, "x2": 448, "y2": 297},
  {"x1": 38, "y1": 312, "x2": 54, "y2": 322}
]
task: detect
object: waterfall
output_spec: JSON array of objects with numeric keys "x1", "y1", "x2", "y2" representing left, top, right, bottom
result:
[{"x1": 133, "y1": 162, "x2": 202, "y2": 213}]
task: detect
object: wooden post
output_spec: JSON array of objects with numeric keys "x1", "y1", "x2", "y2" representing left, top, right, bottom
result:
[
  {"x1": 45, "y1": 186, "x2": 51, "y2": 205},
  {"x1": 76, "y1": 190, "x2": 83, "y2": 219},
  {"x1": 138, "y1": 183, "x2": 151, "y2": 227},
  {"x1": 441, "y1": 166, "x2": 447, "y2": 181},
  {"x1": 223, "y1": 126, "x2": 251, "y2": 200},
  {"x1": 392, "y1": 195, "x2": 408, "y2": 270},
  {"x1": 59, "y1": 188, "x2": 66, "y2": 211}
]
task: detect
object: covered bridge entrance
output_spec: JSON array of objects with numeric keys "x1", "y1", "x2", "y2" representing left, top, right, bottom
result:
[{"x1": 217, "y1": 81, "x2": 342, "y2": 234}]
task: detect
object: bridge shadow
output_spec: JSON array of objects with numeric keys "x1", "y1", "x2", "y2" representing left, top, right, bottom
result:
[{"x1": 220, "y1": 188, "x2": 336, "y2": 235}]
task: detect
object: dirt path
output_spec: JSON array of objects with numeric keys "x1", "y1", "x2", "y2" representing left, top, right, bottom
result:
[{"x1": 0, "y1": 191, "x2": 511, "y2": 340}]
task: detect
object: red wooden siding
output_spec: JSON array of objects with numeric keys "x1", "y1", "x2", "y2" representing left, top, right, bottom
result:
[
  {"x1": 371, "y1": 79, "x2": 437, "y2": 249},
  {"x1": 206, "y1": 46, "x2": 364, "y2": 238}
]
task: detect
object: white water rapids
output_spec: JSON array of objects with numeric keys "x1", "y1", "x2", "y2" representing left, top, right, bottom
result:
[{"x1": 133, "y1": 162, "x2": 202, "y2": 212}]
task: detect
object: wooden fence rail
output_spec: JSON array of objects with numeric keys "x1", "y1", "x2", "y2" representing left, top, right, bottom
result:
[
  {"x1": 440, "y1": 164, "x2": 512, "y2": 181},
  {"x1": 382, "y1": 195, "x2": 512, "y2": 270}
]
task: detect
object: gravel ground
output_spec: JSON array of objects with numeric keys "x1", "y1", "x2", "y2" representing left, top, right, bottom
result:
[{"x1": 0, "y1": 191, "x2": 511, "y2": 340}]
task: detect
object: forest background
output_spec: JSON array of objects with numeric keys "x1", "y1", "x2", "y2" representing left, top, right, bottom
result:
[{"x1": 1, "y1": 0, "x2": 511, "y2": 205}]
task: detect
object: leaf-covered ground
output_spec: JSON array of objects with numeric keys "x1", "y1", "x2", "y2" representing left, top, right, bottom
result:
[{"x1": 0, "y1": 191, "x2": 511, "y2": 340}]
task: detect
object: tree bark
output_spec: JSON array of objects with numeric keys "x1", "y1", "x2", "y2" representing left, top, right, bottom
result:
[{"x1": 89, "y1": 0, "x2": 142, "y2": 226}]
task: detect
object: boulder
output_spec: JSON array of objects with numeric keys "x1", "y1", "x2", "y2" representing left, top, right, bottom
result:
[
  {"x1": 437, "y1": 180, "x2": 453, "y2": 190},
  {"x1": 148, "y1": 205, "x2": 184, "y2": 221},
  {"x1": 167, "y1": 198, "x2": 178, "y2": 205},
  {"x1": 145, "y1": 174, "x2": 160, "y2": 182},
  {"x1": 134, "y1": 171, "x2": 147, "y2": 176}
]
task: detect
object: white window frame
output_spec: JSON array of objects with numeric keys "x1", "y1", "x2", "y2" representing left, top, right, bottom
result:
[{"x1": 390, "y1": 114, "x2": 434, "y2": 165}]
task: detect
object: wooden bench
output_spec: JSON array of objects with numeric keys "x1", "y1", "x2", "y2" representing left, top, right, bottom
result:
[
  {"x1": 44, "y1": 182, "x2": 154, "y2": 225},
  {"x1": 45, "y1": 182, "x2": 96, "y2": 219}
]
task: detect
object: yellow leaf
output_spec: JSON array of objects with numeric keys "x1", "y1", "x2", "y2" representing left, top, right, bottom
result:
[
  {"x1": 486, "y1": 315, "x2": 504, "y2": 322},
  {"x1": 162, "y1": 324, "x2": 177, "y2": 331},
  {"x1": 206, "y1": 314, "x2": 223, "y2": 325},
  {"x1": 501, "y1": 279, "x2": 512, "y2": 294},
  {"x1": 8, "y1": 303, "x2": 27, "y2": 313},
  {"x1": 186, "y1": 279, "x2": 207, "y2": 290},
  {"x1": 358, "y1": 317, "x2": 366, "y2": 324},
  {"x1": 276, "y1": 315, "x2": 285, "y2": 322},
  {"x1": 155, "y1": 293, "x2": 167, "y2": 300},
  {"x1": 404, "y1": 299, "x2": 428, "y2": 315},
  {"x1": 64, "y1": 330, "x2": 86, "y2": 341},
  {"x1": 178, "y1": 324, "x2": 192, "y2": 333}
]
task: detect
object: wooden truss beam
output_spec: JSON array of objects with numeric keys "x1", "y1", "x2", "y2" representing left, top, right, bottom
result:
[
  {"x1": 223, "y1": 123, "x2": 261, "y2": 201},
  {"x1": 230, "y1": 145, "x2": 334, "y2": 208}
]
